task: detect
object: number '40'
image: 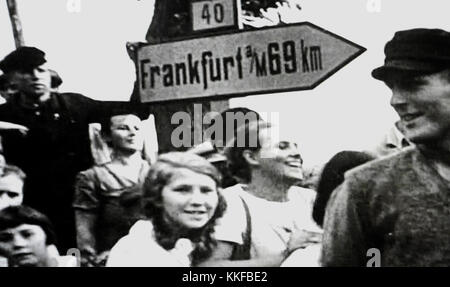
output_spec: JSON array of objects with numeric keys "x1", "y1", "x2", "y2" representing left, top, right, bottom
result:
[{"x1": 202, "y1": 3, "x2": 224, "y2": 24}]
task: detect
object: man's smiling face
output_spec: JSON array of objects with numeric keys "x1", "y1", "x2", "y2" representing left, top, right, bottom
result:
[{"x1": 387, "y1": 70, "x2": 450, "y2": 144}]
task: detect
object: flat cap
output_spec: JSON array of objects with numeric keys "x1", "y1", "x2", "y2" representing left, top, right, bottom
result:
[
  {"x1": 372, "y1": 28, "x2": 450, "y2": 81},
  {"x1": 0, "y1": 47, "x2": 47, "y2": 74}
]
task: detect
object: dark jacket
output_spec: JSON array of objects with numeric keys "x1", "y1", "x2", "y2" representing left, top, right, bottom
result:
[
  {"x1": 0, "y1": 92, "x2": 148, "y2": 251},
  {"x1": 321, "y1": 147, "x2": 450, "y2": 266}
]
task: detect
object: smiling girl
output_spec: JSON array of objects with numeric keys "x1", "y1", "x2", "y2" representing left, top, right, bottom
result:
[{"x1": 106, "y1": 152, "x2": 226, "y2": 267}]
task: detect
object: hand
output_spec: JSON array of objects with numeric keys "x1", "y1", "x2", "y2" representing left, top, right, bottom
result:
[
  {"x1": 242, "y1": 7, "x2": 280, "y2": 28},
  {"x1": 287, "y1": 228, "x2": 322, "y2": 254},
  {"x1": 276, "y1": 1, "x2": 303, "y2": 24},
  {"x1": 241, "y1": 1, "x2": 303, "y2": 28},
  {"x1": 0, "y1": 121, "x2": 29, "y2": 136},
  {"x1": 95, "y1": 250, "x2": 110, "y2": 267},
  {"x1": 242, "y1": 14, "x2": 277, "y2": 28},
  {"x1": 82, "y1": 250, "x2": 111, "y2": 267}
]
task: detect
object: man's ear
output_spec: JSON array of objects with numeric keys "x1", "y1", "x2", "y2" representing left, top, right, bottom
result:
[{"x1": 242, "y1": 150, "x2": 259, "y2": 166}]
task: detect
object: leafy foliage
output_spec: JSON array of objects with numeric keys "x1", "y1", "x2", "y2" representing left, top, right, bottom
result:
[{"x1": 146, "y1": 0, "x2": 295, "y2": 42}]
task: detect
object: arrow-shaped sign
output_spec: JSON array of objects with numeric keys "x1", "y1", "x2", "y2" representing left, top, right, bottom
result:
[{"x1": 138, "y1": 22, "x2": 365, "y2": 103}]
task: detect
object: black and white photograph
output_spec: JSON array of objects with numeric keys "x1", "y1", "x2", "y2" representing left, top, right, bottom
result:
[{"x1": 0, "y1": 0, "x2": 450, "y2": 273}]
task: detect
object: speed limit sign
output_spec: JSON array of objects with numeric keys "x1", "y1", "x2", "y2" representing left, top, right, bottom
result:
[{"x1": 191, "y1": 0, "x2": 240, "y2": 32}]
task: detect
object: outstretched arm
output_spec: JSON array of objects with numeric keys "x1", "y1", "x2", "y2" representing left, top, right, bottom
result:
[{"x1": 0, "y1": 121, "x2": 28, "y2": 135}]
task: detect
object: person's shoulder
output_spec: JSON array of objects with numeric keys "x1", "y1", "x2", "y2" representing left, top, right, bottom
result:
[
  {"x1": 109, "y1": 220, "x2": 154, "y2": 252},
  {"x1": 346, "y1": 147, "x2": 416, "y2": 181},
  {"x1": 222, "y1": 183, "x2": 244, "y2": 193},
  {"x1": 288, "y1": 186, "x2": 317, "y2": 207},
  {"x1": 214, "y1": 185, "x2": 247, "y2": 244},
  {"x1": 76, "y1": 164, "x2": 108, "y2": 182},
  {"x1": 128, "y1": 219, "x2": 154, "y2": 236},
  {"x1": 337, "y1": 148, "x2": 418, "y2": 201},
  {"x1": 219, "y1": 184, "x2": 248, "y2": 215},
  {"x1": 221, "y1": 184, "x2": 258, "y2": 208},
  {"x1": 220, "y1": 184, "x2": 246, "y2": 200},
  {"x1": 289, "y1": 186, "x2": 316, "y2": 198},
  {"x1": 107, "y1": 220, "x2": 180, "y2": 267},
  {"x1": 77, "y1": 165, "x2": 99, "y2": 177},
  {"x1": 57, "y1": 92, "x2": 91, "y2": 100},
  {"x1": 58, "y1": 92, "x2": 97, "y2": 103}
]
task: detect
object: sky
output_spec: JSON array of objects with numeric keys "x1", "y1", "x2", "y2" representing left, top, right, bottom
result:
[{"x1": 1, "y1": 0, "x2": 450, "y2": 167}]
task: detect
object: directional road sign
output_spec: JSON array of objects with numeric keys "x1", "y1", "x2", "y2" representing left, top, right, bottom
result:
[{"x1": 137, "y1": 22, "x2": 366, "y2": 103}]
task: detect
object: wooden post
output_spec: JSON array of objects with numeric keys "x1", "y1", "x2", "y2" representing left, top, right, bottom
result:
[
  {"x1": 6, "y1": 0, "x2": 25, "y2": 48},
  {"x1": 142, "y1": 0, "x2": 230, "y2": 153},
  {"x1": 148, "y1": 99, "x2": 229, "y2": 154}
]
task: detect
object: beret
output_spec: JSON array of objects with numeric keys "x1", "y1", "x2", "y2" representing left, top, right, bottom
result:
[{"x1": 0, "y1": 47, "x2": 46, "y2": 74}]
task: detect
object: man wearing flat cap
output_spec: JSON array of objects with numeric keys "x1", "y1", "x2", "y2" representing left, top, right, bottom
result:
[
  {"x1": 0, "y1": 47, "x2": 148, "y2": 253},
  {"x1": 321, "y1": 28, "x2": 450, "y2": 266}
]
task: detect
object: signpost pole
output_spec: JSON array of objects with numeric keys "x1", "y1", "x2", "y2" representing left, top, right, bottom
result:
[
  {"x1": 236, "y1": 0, "x2": 243, "y2": 29},
  {"x1": 6, "y1": 0, "x2": 25, "y2": 48},
  {"x1": 142, "y1": 0, "x2": 231, "y2": 153}
]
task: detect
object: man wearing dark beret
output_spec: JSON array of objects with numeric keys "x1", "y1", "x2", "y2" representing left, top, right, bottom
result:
[
  {"x1": 0, "y1": 47, "x2": 148, "y2": 253},
  {"x1": 322, "y1": 28, "x2": 450, "y2": 266}
]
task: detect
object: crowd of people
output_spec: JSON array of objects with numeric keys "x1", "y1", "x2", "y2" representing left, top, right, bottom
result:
[{"x1": 1, "y1": 27, "x2": 450, "y2": 267}]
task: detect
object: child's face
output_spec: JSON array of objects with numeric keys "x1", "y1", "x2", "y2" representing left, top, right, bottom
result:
[
  {"x1": 0, "y1": 174, "x2": 24, "y2": 211},
  {"x1": 161, "y1": 168, "x2": 219, "y2": 230},
  {"x1": 0, "y1": 224, "x2": 49, "y2": 267}
]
